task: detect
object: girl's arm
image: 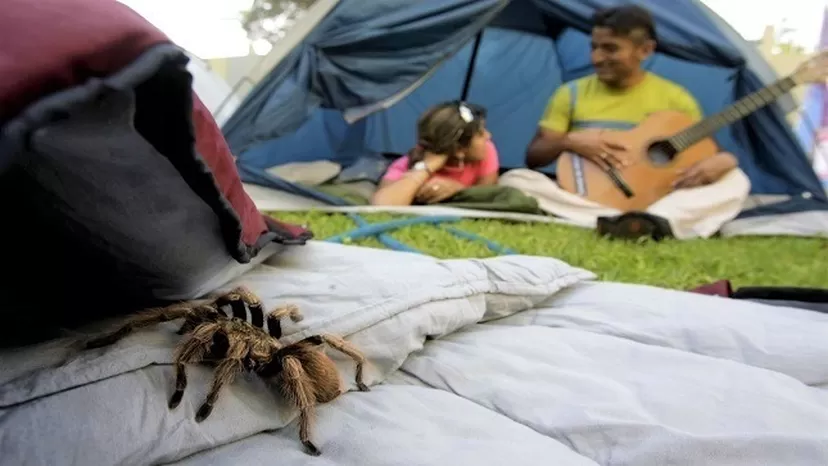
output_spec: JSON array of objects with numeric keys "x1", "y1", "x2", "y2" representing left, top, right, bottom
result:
[{"x1": 371, "y1": 155, "x2": 447, "y2": 206}]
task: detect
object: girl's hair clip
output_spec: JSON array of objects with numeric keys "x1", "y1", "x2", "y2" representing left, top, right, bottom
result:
[{"x1": 458, "y1": 103, "x2": 474, "y2": 123}]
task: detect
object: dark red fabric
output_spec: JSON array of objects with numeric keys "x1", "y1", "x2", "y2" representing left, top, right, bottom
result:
[
  {"x1": 191, "y1": 98, "x2": 312, "y2": 246},
  {"x1": 0, "y1": 0, "x2": 168, "y2": 125},
  {"x1": 191, "y1": 96, "x2": 272, "y2": 247},
  {"x1": 689, "y1": 280, "x2": 734, "y2": 297}
]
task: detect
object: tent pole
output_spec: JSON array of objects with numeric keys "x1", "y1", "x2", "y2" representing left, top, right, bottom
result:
[
  {"x1": 216, "y1": 76, "x2": 253, "y2": 118},
  {"x1": 460, "y1": 31, "x2": 483, "y2": 101}
]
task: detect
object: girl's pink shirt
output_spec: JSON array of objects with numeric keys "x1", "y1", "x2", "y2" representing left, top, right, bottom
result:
[{"x1": 381, "y1": 140, "x2": 500, "y2": 186}]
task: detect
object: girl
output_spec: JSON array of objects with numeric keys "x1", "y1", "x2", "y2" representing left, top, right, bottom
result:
[{"x1": 371, "y1": 101, "x2": 500, "y2": 206}]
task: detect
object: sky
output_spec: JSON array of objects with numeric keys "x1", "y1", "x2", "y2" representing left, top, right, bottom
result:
[
  {"x1": 118, "y1": 0, "x2": 258, "y2": 58},
  {"x1": 117, "y1": 0, "x2": 827, "y2": 60},
  {"x1": 700, "y1": 0, "x2": 824, "y2": 49}
]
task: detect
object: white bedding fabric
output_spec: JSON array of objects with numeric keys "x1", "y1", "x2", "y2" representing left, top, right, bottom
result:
[{"x1": 2, "y1": 241, "x2": 828, "y2": 466}]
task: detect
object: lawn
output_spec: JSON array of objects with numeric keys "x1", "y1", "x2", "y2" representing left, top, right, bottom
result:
[{"x1": 270, "y1": 211, "x2": 828, "y2": 291}]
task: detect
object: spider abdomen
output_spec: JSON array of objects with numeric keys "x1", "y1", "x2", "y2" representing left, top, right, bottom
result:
[{"x1": 304, "y1": 355, "x2": 342, "y2": 403}]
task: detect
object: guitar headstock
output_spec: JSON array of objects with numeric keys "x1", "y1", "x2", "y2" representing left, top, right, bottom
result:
[{"x1": 792, "y1": 50, "x2": 828, "y2": 85}]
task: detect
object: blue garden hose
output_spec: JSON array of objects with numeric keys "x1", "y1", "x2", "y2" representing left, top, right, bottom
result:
[
  {"x1": 325, "y1": 215, "x2": 463, "y2": 243},
  {"x1": 325, "y1": 214, "x2": 515, "y2": 256},
  {"x1": 344, "y1": 213, "x2": 423, "y2": 254},
  {"x1": 439, "y1": 225, "x2": 517, "y2": 255}
]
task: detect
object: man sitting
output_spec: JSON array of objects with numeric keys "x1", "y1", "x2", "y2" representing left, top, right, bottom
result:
[{"x1": 499, "y1": 5, "x2": 750, "y2": 239}]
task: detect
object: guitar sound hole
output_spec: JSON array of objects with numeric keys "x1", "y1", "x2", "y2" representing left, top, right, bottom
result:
[{"x1": 647, "y1": 141, "x2": 678, "y2": 166}]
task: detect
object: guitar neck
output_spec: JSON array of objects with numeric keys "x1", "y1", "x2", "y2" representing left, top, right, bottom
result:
[{"x1": 668, "y1": 76, "x2": 797, "y2": 152}]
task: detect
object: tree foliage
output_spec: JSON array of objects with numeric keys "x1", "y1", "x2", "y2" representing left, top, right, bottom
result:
[{"x1": 241, "y1": 0, "x2": 317, "y2": 42}]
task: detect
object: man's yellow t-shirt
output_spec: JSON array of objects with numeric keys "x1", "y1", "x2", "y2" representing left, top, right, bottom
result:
[{"x1": 539, "y1": 72, "x2": 703, "y2": 133}]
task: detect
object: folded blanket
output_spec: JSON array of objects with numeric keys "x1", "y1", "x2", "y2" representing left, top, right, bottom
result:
[{"x1": 4, "y1": 242, "x2": 828, "y2": 466}]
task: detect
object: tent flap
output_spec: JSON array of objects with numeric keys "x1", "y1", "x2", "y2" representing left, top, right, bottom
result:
[{"x1": 223, "y1": 0, "x2": 507, "y2": 152}]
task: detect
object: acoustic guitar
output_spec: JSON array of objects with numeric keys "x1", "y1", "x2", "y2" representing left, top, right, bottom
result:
[{"x1": 556, "y1": 50, "x2": 828, "y2": 211}]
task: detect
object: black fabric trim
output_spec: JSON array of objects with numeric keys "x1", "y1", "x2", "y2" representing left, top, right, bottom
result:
[
  {"x1": 733, "y1": 286, "x2": 828, "y2": 303},
  {"x1": 263, "y1": 216, "x2": 314, "y2": 245}
]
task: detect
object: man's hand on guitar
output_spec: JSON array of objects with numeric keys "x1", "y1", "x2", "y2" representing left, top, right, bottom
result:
[
  {"x1": 672, "y1": 152, "x2": 738, "y2": 190},
  {"x1": 567, "y1": 129, "x2": 631, "y2": 170}
]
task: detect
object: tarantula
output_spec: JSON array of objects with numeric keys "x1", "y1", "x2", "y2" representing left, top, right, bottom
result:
[
  {"x1": 169, "y1": 320, "x2": 370, "y2": 456},
  {"x1": 83, "y1": 286, "x2": 370, "y2": 456},
  {"x1": 84, "y1": 286, "x2": 302, "y2": 349}
]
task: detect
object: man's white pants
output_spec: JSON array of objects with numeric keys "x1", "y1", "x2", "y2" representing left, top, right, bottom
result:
[{"x1": 499, "y1": 168, "x2": 751, "y2": 239}]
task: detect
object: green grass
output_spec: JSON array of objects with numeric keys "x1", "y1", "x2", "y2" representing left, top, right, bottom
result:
[{"x1": 270, "y1": 211, "x2": 828, "y2": 291}]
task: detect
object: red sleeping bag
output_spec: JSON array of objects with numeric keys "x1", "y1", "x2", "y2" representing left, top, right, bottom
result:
[{"x1": 0, "y1": 0, "x2": 311, "y2": 345}]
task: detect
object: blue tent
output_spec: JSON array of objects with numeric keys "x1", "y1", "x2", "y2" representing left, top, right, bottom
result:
[{"x1": 223, "y1": 0, "x2": 828, "y2": 221}]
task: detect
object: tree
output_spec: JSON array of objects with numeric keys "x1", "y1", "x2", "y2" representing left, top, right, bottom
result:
[
  {"x1": 775, "y1": 42, "x2": 806, "y2": 55},
  {"x1": 241, "y1": 0, "x2": 317, "y2": 42},
  {"x1": 773, "y1": 18, "x2": 807, "y2": 55}
]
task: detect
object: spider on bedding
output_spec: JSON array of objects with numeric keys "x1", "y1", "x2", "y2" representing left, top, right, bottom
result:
[
  {"x1": 171, "y1": 321, "x2": 370, "y2": 455},
  {"x1": 82, "y1": 286, "x2": 371, "y2": 456}
]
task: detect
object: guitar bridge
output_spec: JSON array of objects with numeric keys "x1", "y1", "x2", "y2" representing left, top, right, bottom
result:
[{"x1": 605, "y1": 166, "x2": 635, "y2": 198}]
